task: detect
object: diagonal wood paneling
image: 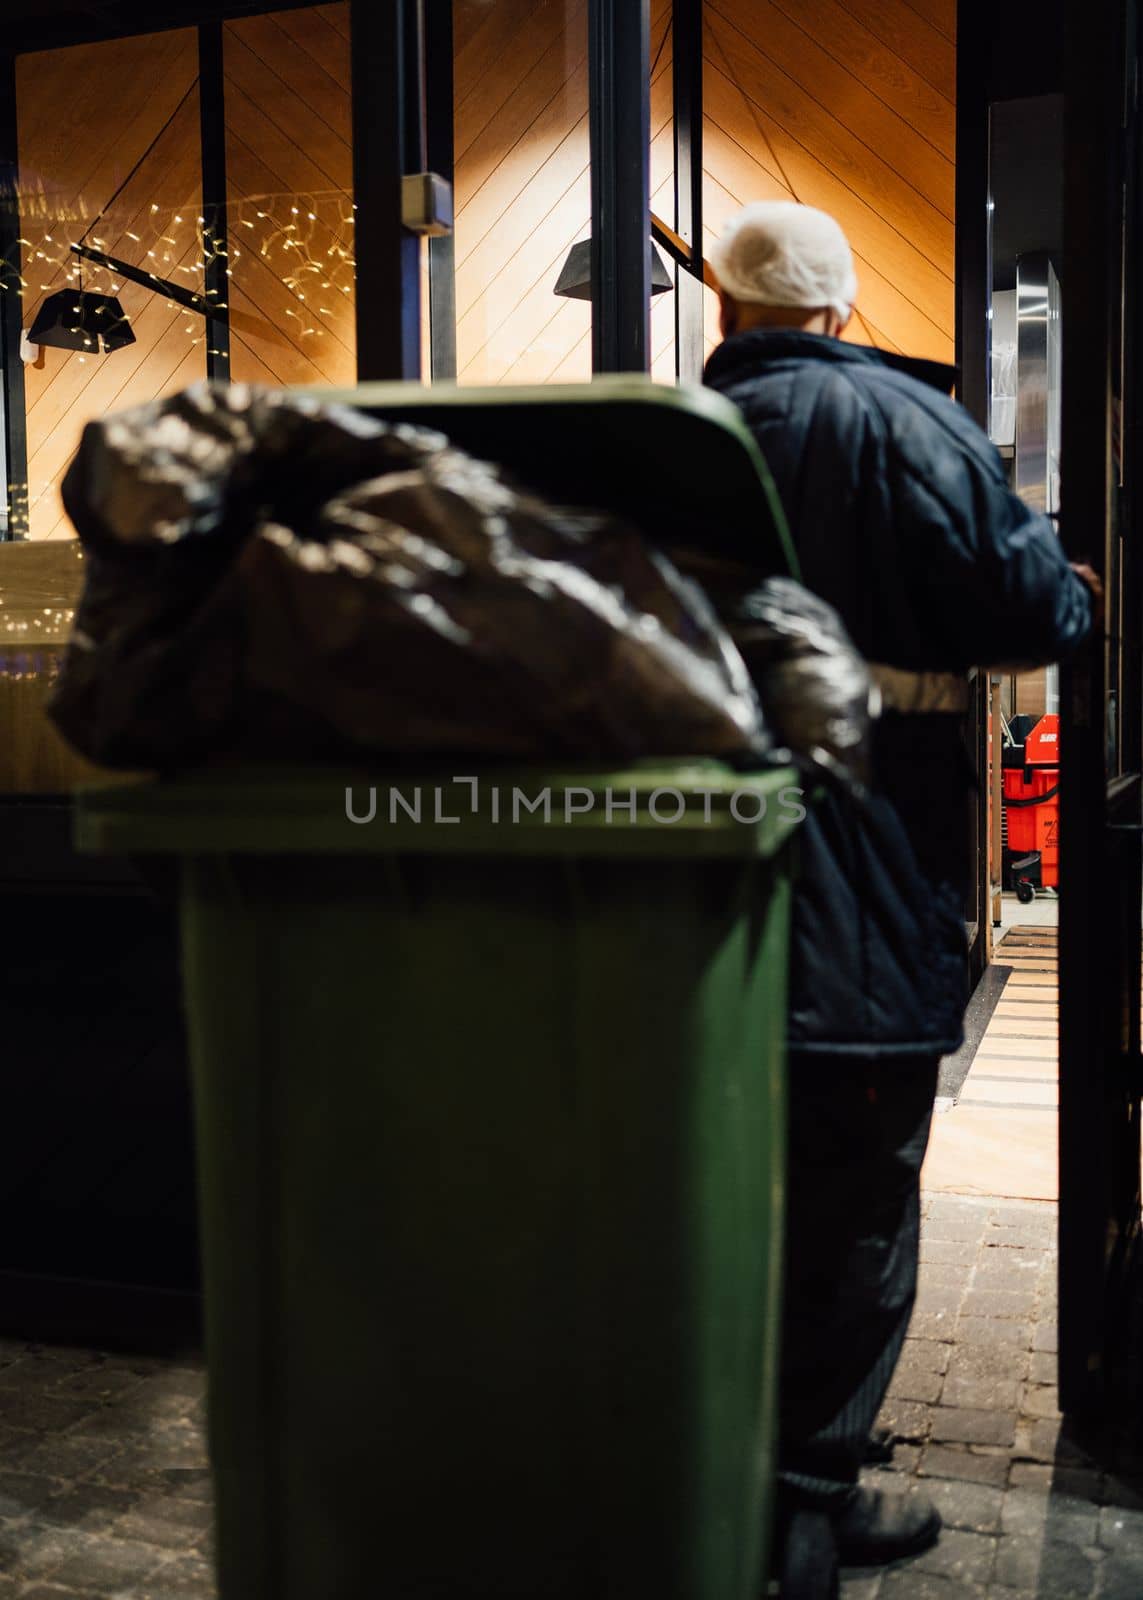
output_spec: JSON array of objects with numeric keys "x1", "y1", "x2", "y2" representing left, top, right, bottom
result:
[
  {"x1": 703, "y1": 0, "x2": 955, "y2": 363},
  {"x1": 224, "y1": 3, "x2": 356, "y2": 389},
  {"x1": 454, "y1": 0, "x2": 954, "y2": 383},
  {"x1": 454, "y1": 0, "x2": 673, "y2": 385},
  {"x1": 10, "y1": 0, "x2": 957, "y2": 530},
  {"x1": 16, "y1": 30, "x2": 207, "y2": 539}
]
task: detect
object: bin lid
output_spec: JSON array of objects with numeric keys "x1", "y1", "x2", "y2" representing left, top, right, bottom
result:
[
  {"x1": 311, "y1": 376, "x2": 798, "y2": 578},
  {"x1": 76, "y1": 762, "x2": 802, "y2": 861}
]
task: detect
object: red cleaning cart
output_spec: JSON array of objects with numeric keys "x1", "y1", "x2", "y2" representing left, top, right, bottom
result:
[{"x1": 1002, "y1": 712, "x2": 1060, "y2": 903}]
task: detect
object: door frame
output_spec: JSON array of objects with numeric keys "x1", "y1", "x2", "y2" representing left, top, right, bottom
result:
[{"x1": 1058, "y1": 0, "x2": 1143, "y2": 1416}]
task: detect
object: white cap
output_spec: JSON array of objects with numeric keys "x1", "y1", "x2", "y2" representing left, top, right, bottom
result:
[{"x1": 710, "y1": 201, "x2": 858, "y2": 322}]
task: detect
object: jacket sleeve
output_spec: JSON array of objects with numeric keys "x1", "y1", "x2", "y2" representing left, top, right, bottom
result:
[{"x1": 890, "y1": 417, "x2": 1093, "y2": 669}]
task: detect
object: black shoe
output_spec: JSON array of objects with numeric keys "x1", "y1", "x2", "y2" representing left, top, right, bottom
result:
[
  {"x1": 832, "y1": 1486, "x2": 941, "y2": 1567},
  {"x1": 863, "y1": 1426, "x2": 895, "y2": 1465}
]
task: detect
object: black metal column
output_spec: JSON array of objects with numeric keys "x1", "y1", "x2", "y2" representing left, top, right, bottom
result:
[
  {"x1": 0, "y1": 53, "x2": 27, "y2": 539},
  {"x1": 954, "y1": 2, "x2": 993, "y2": 980},
  {"x1": 1058, "y1": 0, "x2": 1129, "y2": 1417},
  {"x1": 350, "y1": 0, "x2": 425, "y2": 380},
  {"x1": 198, "y1": 23, "x2": 231, "y2": 383},
  {"x1": 673, "y1": 0, "x2": 704, "y2": 383},
  {"x1": 589, "y1": 0, "x2": 651, "y2": 373},
  {"x1": 954, "y1": 2, "x2": 990, "y2": 432},
  {"x1": 425, "y1": 0, "x2": 456, "y2": 381}
]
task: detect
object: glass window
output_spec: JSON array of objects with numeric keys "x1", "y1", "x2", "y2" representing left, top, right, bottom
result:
[
  {"x1": 452, "y1": 0, "x2": 592, "y2": 385},
  {"x1": 13, "y1": 30, "x2": 206, "y2": 539},
  {"x1": 224, "y1": 3, "x2": 356, "y2": 388}
]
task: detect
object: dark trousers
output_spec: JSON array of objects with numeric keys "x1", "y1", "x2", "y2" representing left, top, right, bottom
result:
[{"x1": 777, "y1": 1052, "x2": 940, "y2": 1508}]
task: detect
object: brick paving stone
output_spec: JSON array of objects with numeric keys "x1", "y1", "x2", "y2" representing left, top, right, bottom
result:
[
  {"x1": 96, "y1": 1423, "x2": 210, "y2": 1478},
  {"x1": 1028, "y1": 1351, "x2": 1058, "y2": 1385},
  {"x1": 3, "y1": 1433, "x2": 128, "y2": 1483},
  {"x1": 992, "y1": 1534, "x2": 1100, "y2": 1596},
  {"x1": 41, "y1": 1535, "x2": 172, "y2": 1593},
  {"x1": 1097, "y1": 1502, "x2": 1143, "y2": 1549},
  {"x1": 989, "y1": 1201, "x2": 1054, "y2": 1227},
  {"x1": 0, "y1": 1517, "x2": 75, "y2": 1580},
  {"x1": 972, "y1": 1253, "x2": 1043, "y2": 1288},
  {"x1": 1006, "y1": 1461, "x2": 1053, "y2": 1492},
  {"x1": 115, "y1": 1492, "x2": 215, "y2": 1551},
  {"x1": 987, "y1": 1221, "x2": 1055, "y2": 1248},
  {"x1": 993, "y1": 1228, "x2": 1053, "y2": 1250},
  {"x1": 1031, "y1": 1320, "x2": 1058, "y2": 1353},
  {"x1": 39, "y1": 1482, "x2": 137, "y2": 1535},
  {"x1": 839, "y1": 1574, "x2": 884, "y2": 1600},
  {"x1": 924, "y1": 1215, "x2": 993, "y2": 1244},
  {"x1": 0, "y1": 1393, "x2": 97, "y2": 1434},
  {"x1": 1019, "y1": 1382, "x2": 1060, "y2": 1420},
  {"x1": 960, "y1": 1290, "x2": 1038, "y2": 1322},
  {"x1": 880, "y1": 1566, "x2": 990, "y2": 1598},
  {"x1": 946, "y1": 1345, "x2": 1030, "y2": 1384},
  {"x1": 932, "y1": 1409, "x2": 1017, "y2": 1449},
  {"x1": 0, "y1": 1471, "x2": 57, "y2": 1521},
  {"x1": 876, "y1": 1399, "x2": 933, "y2": 1443},
  {"x1": 1102, "y1": 1471, "x2": 1143, "y2": 1509},
  {"x1": 888, "y1": 1366, "x2": 944, "y2": 1404},
  {"x1": 909, "y1": 1308, "x2": 960, "y2": 1340},
  {"x1": 920, "y1": 1262, "x2": 974, "y2": 1290},
  {"x1": 922, "y1": 1478, "x2": 1004, "y2": 1534},
  {"x1": 0, "y1": 1359, "x2": 80, "y2": 1396},
  {"x1": 911, "y1": 1526, "x2": 997, "y2": 1585},
  {"x1": 1013, "y1": 1417, "x2": 1093, "y2": 1466},
  {"x1": 921, "y1": 1239, "x2": 980, "y2": 1267},
  {"x1": 880, "y1": 1443, "x2": 923, "y2": 1476},
  {"x1": 1046, "y1": 1465, "x2": 1102, "y2": 1501},
  {"x1": 953, "y1": 1318, "x2": 1032, "y2": 1351},
  {"x1": 1101, "y1": 1553, "x2": 1143, "y2": 1600},
  {"x1": 45, "y1": 1365, "x2": 144, "y2": 1403},
  {"x1": 903, "y1": 1339, "x2": 954, "y2": 1376},
  {"x1": 916, "y1": 1285, "x2": 969, "y2": 1320},
  {"x1": 1000, "y1": 1488, "x2": 1098, "y2": 1546},
  {"x1": 131, "y1": 1550, "x2": 215, "y2": 1597},
  {"x1": 942, "y1": 1377, "x2": 1019, "y2": 1412},
  {"x1": 928, "y1": 1198, "x2": 994, "y2": 1224},
  {"x1": 919, "y1": 1445, "x2": 1011, "y2": 1489}
]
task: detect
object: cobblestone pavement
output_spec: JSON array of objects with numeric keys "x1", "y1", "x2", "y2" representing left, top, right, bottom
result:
[
  {"x1": 844, "y1": 1192, "x2": 1143, "y2": 1599},
  {"x1": 0, "y1": 1341, "x2": 212, "y2": 1598},
  {"x1": 0, "y1": 1192, "x2": 1139, "y2": 1597}
]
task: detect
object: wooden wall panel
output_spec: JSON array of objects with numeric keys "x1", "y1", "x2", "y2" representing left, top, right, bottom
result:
[
  {"x1": 8, "y1": 0, "x2": 957, "y2": 534},
  {"x1": 453, "y1": 0, "x2": 954, "y2": 384},
  {"x1": 703, "y1": 0, "x2": 956, "y2": 364},
  {"x1": 224, "y1": 4, "x2": 355, "y2": 390},
  {"x1": 14, "y1": 6, "x2": 356, "y2": 540},
  {"x1": 454, "y1": 0, "x2": 672, "y2": 385},
  {"x1": 16, "y1": 31, "x2": 206, "y2": 539}
]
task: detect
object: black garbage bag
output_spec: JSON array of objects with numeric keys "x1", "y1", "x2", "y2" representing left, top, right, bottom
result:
[
  {"x1": 48, "y1": 384, "x2": 768, "y2": 771},
  {"x1": 667, "y1": 554, "x2": 875, "y2": 788},
  {"x1": 730, "y1": 575, "x2": 875, "y2": 787}
]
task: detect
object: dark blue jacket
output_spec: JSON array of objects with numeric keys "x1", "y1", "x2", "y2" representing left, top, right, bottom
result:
[{"x1": 705, "y1": 329, "x2": 1092, "y2": 1055}]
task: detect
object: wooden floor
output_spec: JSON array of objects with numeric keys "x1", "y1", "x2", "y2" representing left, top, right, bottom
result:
[{"x1": 923, "y1": 923, "x2": 1060, "y2": 1202}]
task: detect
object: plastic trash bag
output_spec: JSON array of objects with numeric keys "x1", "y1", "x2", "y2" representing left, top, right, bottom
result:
[
  {"x1": 673, "y1": 562, "x2": 874, "y2": 787},
  {"x1": 735, "y1": 576, "x2": 875, "y2": 786},
  {"x1": 48, "y1": 383, "x2": 768, "y2": 771}
]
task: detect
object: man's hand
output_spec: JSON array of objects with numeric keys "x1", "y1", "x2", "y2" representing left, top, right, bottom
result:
[{"x1": 1071, "y1": 563, "x2": 1105, "y2": 629}]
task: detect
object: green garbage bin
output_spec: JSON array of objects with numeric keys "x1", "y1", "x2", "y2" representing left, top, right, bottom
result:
[{"x1": 78, "y1": 761, "x2": 801, "y2": 1599}]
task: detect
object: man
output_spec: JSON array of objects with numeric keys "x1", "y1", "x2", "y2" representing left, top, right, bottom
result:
[{"x1": 704, "y1": 202, "x2": 1097, "y2": 1567}]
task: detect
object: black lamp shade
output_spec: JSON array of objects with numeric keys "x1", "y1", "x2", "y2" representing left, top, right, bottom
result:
[
  {"x1": 29, "y1": 290, "x2": 135, "y2": 354},
  {"x1": 553, "y1": 238, "x2": 674, "y2": 300}
]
